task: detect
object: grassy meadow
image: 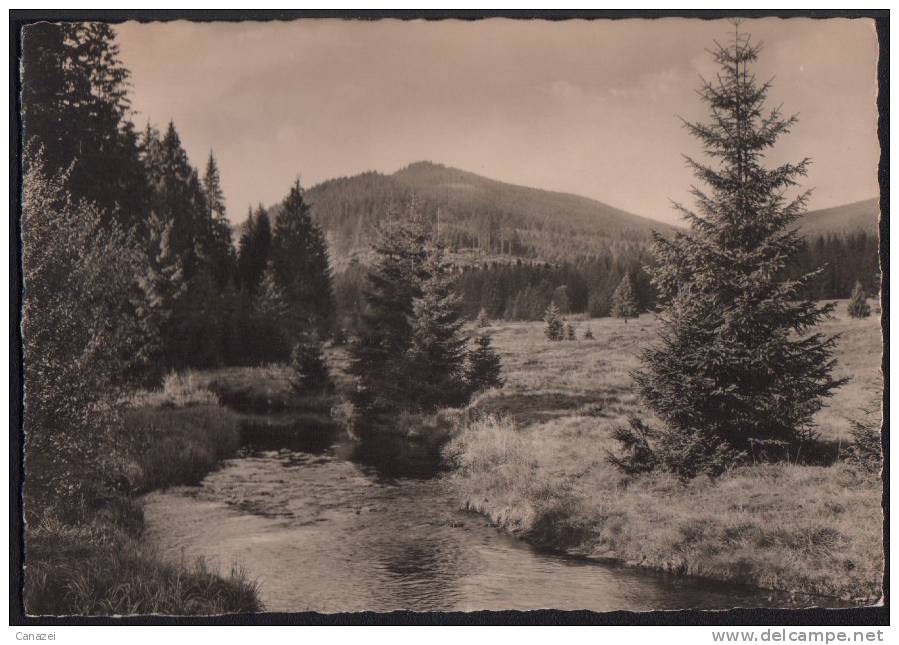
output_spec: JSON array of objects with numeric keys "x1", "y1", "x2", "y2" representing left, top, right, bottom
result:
[{"x1": 445, "y1": 302, "x2": 883, "y2": 603}]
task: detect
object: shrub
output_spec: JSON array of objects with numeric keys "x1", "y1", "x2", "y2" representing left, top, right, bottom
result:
[
  {"x1": 565, "y1": 321, "x2": 577, "y2": 341},
  {"x1": 128, "y1": 371, "x2": 220, "y2": 408},
  {"x1": 583, "y1": 327, "x2": 595, "y2": 340}
]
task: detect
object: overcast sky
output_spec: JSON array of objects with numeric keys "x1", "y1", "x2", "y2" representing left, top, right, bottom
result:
[{"x1": 115, "y1": 17, "x2": 879, "y2": 226}]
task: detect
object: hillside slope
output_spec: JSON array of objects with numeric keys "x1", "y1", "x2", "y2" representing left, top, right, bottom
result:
[
  {"x1": 259, "y1": 161, "x2": 877, "y2": 268},
  {"x1": 797, "y1": 198, "x2": 879, "y2": 236},
  {"x1": 295, "y1": 162, "x2": 676, "y2": 266}
]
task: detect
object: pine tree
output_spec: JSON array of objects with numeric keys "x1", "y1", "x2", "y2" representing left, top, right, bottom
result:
[
  {"x1": 544, "y1": 302, "x2": 563, "y2": 341},
  {"x1": 406, "y1": 247, "x2": 470, "y2": 410},
  {"x1": 290, "y1": 332, "x2": 332, "y2": 394},
  {"x1": 630, "y1": 24, "x2": 846, "y2": 478},
  {"x1": 272, "y1": 179, "x2": 335, "y2": 339},
  {"x1": 565, "y1": 321, "x2": 577, "y2": 341},
  {"x1": 848, "y1": 281, "x2": 872, "y2": 318},
  {"x1": 610, "y1": 273, "x2": 639, "y2": 322},
  {"x1": 466, "y1": 333, "x2": 505, "y2": 393},
  {"x1": 583, "y1": 327, "x2": 595, "y2": 340},
  {"x1": 477, "y1": 307, "x2": 491, "y2": 328}
]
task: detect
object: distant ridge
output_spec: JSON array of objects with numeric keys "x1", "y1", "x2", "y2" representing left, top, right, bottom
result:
[
  {"x1": 258, "y1": 162, "x2": 877, "y2": 267},
  {"x1": 797, "y1": 198, "x2": 879, "y2": 236}
]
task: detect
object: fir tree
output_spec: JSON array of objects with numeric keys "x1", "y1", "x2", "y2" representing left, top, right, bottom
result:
[
  {"x1": 610, "y1": 273, "x2": 639, "y2": 322},
  {"x1": 272, "y1": 179, "x2": 335, "y2": 338},
  {"x1": 466, "y1": 333, "x2": 505, "y2": 393},
  {"x1": 477, "y1": 307, "x2": 491, "y2": 328},
  {"x1": 565, "y1": 321, "x2": 577, "y2": 341},
  {"x1": 583, "y1": 326, "x2": 595, "y2": 340},
  {"x1": 848, "y1": 281, "x2": 872, "y2": 318},
  {"x1": 544, "y1": 302, "x2": 563, "y2": 341},
  {"x1": 290, "y1": 332, "x2": 332, "y2": 394},
  {"x1": 630, "y1": 24, "x2": 846, "y2": 478}
]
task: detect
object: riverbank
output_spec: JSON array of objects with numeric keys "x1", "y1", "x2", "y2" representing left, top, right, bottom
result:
[
  {"x1": 25, "y1": 377, "x2": 262, "y2": 615},
  {"x1": 445, "y1": 308, "x2": 883, "y2": 604}
]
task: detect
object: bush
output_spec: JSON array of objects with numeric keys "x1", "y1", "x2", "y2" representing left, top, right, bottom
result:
[
  {"x1": 128, "y1": 371, "x2": 220, "y2": 408},
  {"x1": 583, "y1": 327, "x2": 595, "y2": 340},
  {"x1": 565, "y1": 321, "x2": 577, "y2": 341}
]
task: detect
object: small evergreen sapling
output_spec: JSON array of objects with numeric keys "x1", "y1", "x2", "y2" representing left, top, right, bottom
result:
[
  {"x1": 544, "y1": 302, "x2": 564, "y2": 341},
  {"x1": 466, "y1": 333, "x2": 505, "y2": 393},
  {"x1": 583, "y1": 327, "x2": 595, "y2": 340},
  {"x1": 290, "y1": 332, "x2": 332, "y2": 394},
  {"x1": 610, "y1": 273, "x2": 639, "y2": 323},
  {"x1": 848, "y1": 281, "x2": 871, "y2": 318},
  {"x1": 565, "y1": 321, "x2": 577, "y2": 341},
  {"x1": 476, "y1": 307, "x2": 491, "y2": 328}
]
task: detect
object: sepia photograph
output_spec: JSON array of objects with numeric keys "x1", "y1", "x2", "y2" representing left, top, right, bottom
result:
[{"x1": 12, "y1": 11, "x2": 885, "y2": 620}]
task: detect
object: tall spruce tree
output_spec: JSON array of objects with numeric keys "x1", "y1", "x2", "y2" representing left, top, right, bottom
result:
[
  {"x1": 271, "y1": 179, "x2": 335, "y2": 339},
  {"x1": 631, "y1": 24, "x2": 846, "y2": 478},
  {"x1": 610, "y1": 273, "x2": 639, "y2": 322}
]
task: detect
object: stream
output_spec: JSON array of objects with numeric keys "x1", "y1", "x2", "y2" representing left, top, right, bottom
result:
[{"x1": 143, "y1": 423, "x2": 825, "y2": 613}]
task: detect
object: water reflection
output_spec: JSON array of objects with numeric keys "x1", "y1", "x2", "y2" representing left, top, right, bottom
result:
[{"x1": 143, "y1": 429, "x2": 843, "y2": 613}]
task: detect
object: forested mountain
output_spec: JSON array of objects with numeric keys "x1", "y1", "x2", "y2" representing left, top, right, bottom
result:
[{"x1": 281, "y1": 161, "x2": 677, "y2": 267}]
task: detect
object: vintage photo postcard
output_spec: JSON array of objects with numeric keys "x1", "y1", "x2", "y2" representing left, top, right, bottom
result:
[{"x1": 12, "y1": 12, "x2": 885, "y2": 620}]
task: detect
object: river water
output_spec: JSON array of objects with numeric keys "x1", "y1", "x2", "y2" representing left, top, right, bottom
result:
[{"x1": 143, "y1": 426, "x2": 819, "y2": 613}]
